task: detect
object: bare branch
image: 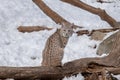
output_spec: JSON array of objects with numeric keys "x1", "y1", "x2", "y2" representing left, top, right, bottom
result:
[
  {"x1": 61, "y1": 0, "x2": 118, "y2": 28},
  {"x1": 76, "y1": 28, "x2": 119, "y2": 36},
  {"x1": 17, "y1": 26, "x2": 52, "y2": 33},
  {"x1": 17, "y1": 26, "x2": 119, "y2": 35},
  {"x1": 32, "y1": 0, "x2": 82, "y2": 28}
]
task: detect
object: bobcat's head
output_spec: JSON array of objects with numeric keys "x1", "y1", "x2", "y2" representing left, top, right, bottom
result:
[{"x1": 60, "y1": 22, "x2": 74, "y2": 38}]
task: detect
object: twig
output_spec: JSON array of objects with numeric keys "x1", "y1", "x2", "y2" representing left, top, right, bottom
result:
[{"x1": 97, "y1": 0, "x2": 114, "y2": 3}]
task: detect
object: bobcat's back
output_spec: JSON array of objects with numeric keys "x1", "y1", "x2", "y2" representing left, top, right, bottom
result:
[{"x1": 42, "y1": 29, "x2": 64, "y2": 66}]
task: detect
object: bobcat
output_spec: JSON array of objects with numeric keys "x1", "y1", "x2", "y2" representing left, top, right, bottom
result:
[{"x1": 41, "y1": 22, "x2": 74, "y2": 67}]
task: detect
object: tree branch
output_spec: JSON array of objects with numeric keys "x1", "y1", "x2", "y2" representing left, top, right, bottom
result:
[
  {"x1": 61, "y1": 0, "x2": 118, "y2": 28},
  {"x1": 17, "y1": 26, "x2": 52, "y2": 33},
  {"x1": 76, "y1": 28, "x2": 119, "y2": 36},
  {"x1": 17, "y1": 26, "x2": 119, "y2": 36},
  {"x1": 32, "y1": 0, "x2": 82, "y2": 28}
]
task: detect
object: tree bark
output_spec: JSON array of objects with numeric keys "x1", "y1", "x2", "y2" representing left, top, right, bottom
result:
[
  {"x1": 0, "y1": 60, "x2": 120, "y2": 79},
  {"x1": 32, "y1": 0, "x2": 82, "y2": 28},
  {"x1": 61, "y1": 0, "x2": 118, "y2": 28},
  {"x1": 0, "y1": 67, "x2": 63, "y2": 79}
]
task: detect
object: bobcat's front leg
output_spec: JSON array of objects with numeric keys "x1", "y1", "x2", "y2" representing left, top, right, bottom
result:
[{"x1": 57, "y1": 48, "x2": 64, "y2": 67}]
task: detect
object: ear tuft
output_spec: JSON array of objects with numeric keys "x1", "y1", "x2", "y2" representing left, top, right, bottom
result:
[
  {"x1": 61, "y1": 23, "x2": 63, "y2": 28},
  {"x1": 61, "y1": 22, "x2": 65, "y2": 27},
  {"x1": 71, "y1": 23, "x2": 74, "y2": 28}
]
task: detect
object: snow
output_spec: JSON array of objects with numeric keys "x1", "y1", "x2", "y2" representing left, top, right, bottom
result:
[
  {"x1": 0, "y1": 0, "x2": 120, "y2": 80},
  {"x1": 62, "y1": 34, "x2": 99, "y2": 63},
  {"x1": 63, "y1": 73, "x2": 84, "y2": 80}
]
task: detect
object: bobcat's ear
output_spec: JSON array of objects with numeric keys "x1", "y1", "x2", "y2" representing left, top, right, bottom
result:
[
  {"x1": 71, "y1": 23, "x2": 74, "y2": 28},
  {"x1": 61, "y1": 22, "x2": 65, "y2": 28}
]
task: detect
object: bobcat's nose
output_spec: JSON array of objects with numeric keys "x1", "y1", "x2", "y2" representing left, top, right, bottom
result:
[{"x1": 65, "y1": 33, "x2": 70, "y2": 37}]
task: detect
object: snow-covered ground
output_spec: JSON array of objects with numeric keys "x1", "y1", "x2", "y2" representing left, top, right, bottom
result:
[{"x1": 0, "y1": 0, "x2": 120, "y2": 80}]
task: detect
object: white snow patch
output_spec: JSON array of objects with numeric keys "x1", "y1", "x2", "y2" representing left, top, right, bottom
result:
[{"x1": 63, "y1": 73, "x2": 84, "y2": 80}]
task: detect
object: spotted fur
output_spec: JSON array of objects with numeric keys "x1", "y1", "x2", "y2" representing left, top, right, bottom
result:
[{"x1": 41, "y1": 22, "x2": 74, "y2": 66}]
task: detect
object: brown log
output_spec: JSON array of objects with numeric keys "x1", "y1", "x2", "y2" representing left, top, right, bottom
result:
[
  {"x1": 0, "y1": 65, "x2": 88, "y2": 79},
  {"x1": 32, "y1": 0, "x2": 82, "y2": 28},
  {"x1": 0, "y1": 63, "x2": 119, "y2": 79},
  {"x1": 0, "y1": 59, "x2": 120, "y2": 79},
  {"x1": 0, "y1": 67, "x2": 63, "y2": 79},
  {"x1": 61, "y1": 0, "x2": 118, "y2": 28},
  {"x1": 17, "y1": 26, "x2": 52, "y2": 33}
]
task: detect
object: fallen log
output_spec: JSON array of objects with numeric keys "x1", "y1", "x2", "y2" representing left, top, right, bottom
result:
[
  {"x1": 0, "y1": 57, "x2": 120, "y2": 80},
  {"x1": 32, "y1": 0, "x2": 82, "y2": 28},
  {"x1": 61, "y1": 0, "x2": 119, "y2": 28},
  {"x1": 0, "y1": 66, "x2": 63, "y2": 79}
]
